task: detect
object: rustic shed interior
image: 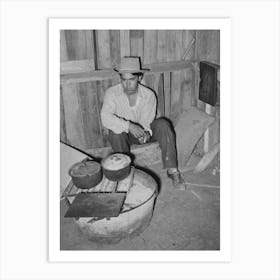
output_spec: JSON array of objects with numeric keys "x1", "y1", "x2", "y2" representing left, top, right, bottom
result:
[{"x1": 60, "y1": 29, "x2": 220, "y2": 153}]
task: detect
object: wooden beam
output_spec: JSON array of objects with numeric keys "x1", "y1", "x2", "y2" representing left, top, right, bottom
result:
[
  {"x1": 61, "y1": 60, "x2": 196, "y2": 84},
  {"x1": 61, "y1": 59, "x2": 95, "y2": 74}
]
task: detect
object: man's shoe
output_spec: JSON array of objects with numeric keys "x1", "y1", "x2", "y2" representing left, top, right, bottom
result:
[{"x1": 167, "y1": 170, "x2": 187, "y2": 190}]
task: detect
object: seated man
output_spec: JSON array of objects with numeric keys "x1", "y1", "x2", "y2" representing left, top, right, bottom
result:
[{"x1": 101, "y1": 56, "x2": 186, "y2": 190}]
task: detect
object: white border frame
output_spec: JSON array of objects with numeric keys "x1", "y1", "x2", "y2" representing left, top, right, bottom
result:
[{"x1": 49, "y1": 18, "x2": 231, "y2": 262}]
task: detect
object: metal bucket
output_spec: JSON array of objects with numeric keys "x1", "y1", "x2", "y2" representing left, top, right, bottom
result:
[{"x1": 74, "y1": 169, "x2": 158, "y2": 243}]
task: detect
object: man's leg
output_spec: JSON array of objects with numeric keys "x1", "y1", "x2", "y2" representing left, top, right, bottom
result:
[
  {"x1": 108, "y1": 131, "x2": 130, "y2": 153},
  {"x1": 150, "y1": 118, "x2": 177, "y2": 169},
  {"x1": 108, "y1": 131, "x2": 139, "y2": 153},
  {"x1": 150, "y1": 118, "x2": 186, "y2": 190}
]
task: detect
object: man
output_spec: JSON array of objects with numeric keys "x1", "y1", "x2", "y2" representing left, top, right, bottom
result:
[{"x1": 101, "y1": 57, "x2": 186, "y2": 190}]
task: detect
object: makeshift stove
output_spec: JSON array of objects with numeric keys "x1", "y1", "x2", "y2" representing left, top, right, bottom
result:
[{"x1": 61, "y1": 153, "x2": 158, "y2": 244}]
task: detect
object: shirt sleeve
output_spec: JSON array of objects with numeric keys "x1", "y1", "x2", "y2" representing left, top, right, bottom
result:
[
  {"x1": 139, "y1": 91, "x2": 157, "y2": 135},
  {"x1": 101, "y1": 91, "x2": 129, "y2": 134}
]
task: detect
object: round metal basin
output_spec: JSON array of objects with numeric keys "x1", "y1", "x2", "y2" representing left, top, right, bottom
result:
[{"x1": 74, "y1": 168, "x2": 158, "y2": 243}]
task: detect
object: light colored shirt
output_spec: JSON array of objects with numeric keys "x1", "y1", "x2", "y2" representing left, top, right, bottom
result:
[{"x1": 101, "y1": 84, "x2": 157, "y2": 135}]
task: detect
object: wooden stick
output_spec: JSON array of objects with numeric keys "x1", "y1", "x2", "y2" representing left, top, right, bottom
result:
[{"x1": 182, "y1": 38, "x2": 195, "y2": 60}]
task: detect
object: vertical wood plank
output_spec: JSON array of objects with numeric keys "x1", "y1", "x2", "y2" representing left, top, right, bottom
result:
[
  {"x1": 157, "y1": 73, "x2": 165, "y2": 117},
  {"x1": 170, "y1": 70, "x2": 182, "y2": 125},
  {"x1": 195, "y1": 30, "x2": 220, "y2": 64},
  {"x1": 95, "y1": 30, "x2": 114, "y2": 147},
  {"x1": 120, "y1": 30, "x2": 130, "y2": 57},
  {"x1": 60, "y1": 30, "x2": 68, "y2": 62},
  {"x1": 166, "y1": 30, "x2": 182, "y2": 124},
  {"x1": 164, "y1": 72, "x2": 171, "y2": 118},
  {"x1": 61, "y1": 83, "x2": 86, "y2": 149},
  {"x1": 130, "y1": 30, "x2": 144, "y2": 61},
  {"x1": 84, "y1": 31, "x2": 95, "y2": 67},
  {"x1": 143, "y1": 30, "x2": 158, "y2": 64},
  {"x1": 180, "y1": 68, "x2": 193, "y2": 112},
  {"x1": 96, "y1": 30, "x2": 111, "y2": 68},
  {"x1": 77, "y1": 82, "x2": 104, "y2": 149},
  {"x1": 157, "y1": 30, "x2": 167, "y2": 62},
  {"x1": 166, "y1": 30, "x2": 182, "y2": 61},
  {"x1": 64, "y1": 30, "x2": 95, "y2": 60},
  {"x1": 60, "y1": 86, "x2": 67, "y2": 142},
  {"x1": 109, "y1": 30, "x2": 121, "y2": 68},
  {"x1": 182, "y1": 30, "x2": 195, "y2": 60}
]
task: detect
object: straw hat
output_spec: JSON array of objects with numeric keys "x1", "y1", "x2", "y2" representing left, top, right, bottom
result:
[{"x1": 114, "y1": 57, "x2": 149, "y2": 74}]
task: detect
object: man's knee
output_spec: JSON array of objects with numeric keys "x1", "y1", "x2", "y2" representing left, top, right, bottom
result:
[
  {"x1": 108, "y1": 131, "x2": 127, "y2": 142},
  {"x1": 152, "y1": 118, "x2": 172, "y2": 134}
]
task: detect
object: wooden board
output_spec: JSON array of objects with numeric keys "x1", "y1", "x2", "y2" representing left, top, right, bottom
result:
[
  {"x1": 61, "y1": 61, "x2": 195, "y2": 84},
  {"x1": 96, "y1": 30, "x2": 111, "y2": 69},
  {"x1": 130, "y1": 30, "x2": 144, "y2": 61},
  {"x1": 64, "y1": 30, "x2": 95, "y2": 61},
  {"x1": 163, "y1": 72, "x2": 171, "y2": 118},
  {"x1": 182, "y1": 30, "x2": 195, "y2": 60},
  {"x1": 120, "y1": 30, "x2": 130, "y2": 57},
  {"x1": 77, "y1": 81, "x2": 104, "y2": 149},
  {"x1": 61, "y1": 83, "x2": 86, "y2": 149},
  {"x1": 155, "y1": 73, "x2": 165, "y2": 117},
  {"x1": 195, "y1": 30, "x2": 220, "y2": 64},
  {"x1": 109, "y1": 30, "x2": 121, "y2": 68},
  {"x1": 157, "y1": 30, "x2": 167, "y2": 62},
  {"x1": 180, "y1": 68, "x2": 193, "y2": 112},
  {"x1": 144, "y1": 30, "x2": 157, "y2": 64},
  {"x1": 170, "y1": 70, "x2": 181, "y2": 125},
  {"x1": 60, "y1": 86, "x2": 67, "y2": 142},
  {"x1": 60, "y1": 30, "x2": 68, "y2": 62}
]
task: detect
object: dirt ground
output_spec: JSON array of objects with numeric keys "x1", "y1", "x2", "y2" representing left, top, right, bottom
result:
[{"x1": 60, "y1": 157, "x2": 220, "y2": 250}]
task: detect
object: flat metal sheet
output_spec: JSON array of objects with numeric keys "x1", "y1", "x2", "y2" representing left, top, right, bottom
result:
[{"x1": 64, "y1": 192, "x2": 126, "y2": 218}]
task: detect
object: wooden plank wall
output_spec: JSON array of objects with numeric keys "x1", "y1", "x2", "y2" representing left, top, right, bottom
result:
[
  {"x1": 60, "y1": 29, "x2": 198, "y2": 150},
  {"x1": 194, "y1": 30, "x2": 220, "y2": 155}
]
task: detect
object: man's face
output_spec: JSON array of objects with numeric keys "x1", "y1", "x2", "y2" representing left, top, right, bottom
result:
[{"x1": 120, "y1": 73, "x2": 140, "y2": 95}]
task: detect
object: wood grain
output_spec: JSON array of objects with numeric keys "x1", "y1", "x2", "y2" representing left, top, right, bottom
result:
[
  {"x1": 130, "y1": 30, "x2": 144, "y2": 61},
  {"x1": 61, "y1": 83, "x2": 86, "y2": 149},
  {"x1": 60, "y1": 30, "x2": 68, "y2": 62},
  {"x1": 144, "y1": 30, "x2": 157, "y2": 64},
  {"x1": 120, "y1": 30, "x2": 130, "y2": 57},
  {"x1": 96, "y1": 30, "x2": 111, "y2": 69},
  {"x1": 163, "y1": 72, "x2": 171, "y2": 118},
  {"x1": 109, "y1": 30, "x2": 121, "y2": 68},
  {"x1": 61, "y1": 61, "x2": 195, "y2": 84},
  {"x1": 60, "y1": 86, "x2": 67, "y2": 142}
]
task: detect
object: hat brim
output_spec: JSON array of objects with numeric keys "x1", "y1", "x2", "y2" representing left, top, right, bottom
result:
[{"x1": 114, "y1": 68, "x2": 149, "y2": 74}]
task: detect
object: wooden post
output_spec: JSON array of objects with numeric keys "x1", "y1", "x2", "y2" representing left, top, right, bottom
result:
[
  {"x1": 163, "y1": 72, "x2": 171, "y2": 118},
  {"x1": 203, "y1": 104, "x2": 212, "y2": 153}
]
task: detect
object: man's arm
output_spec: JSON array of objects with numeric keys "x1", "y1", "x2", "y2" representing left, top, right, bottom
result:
[{"x1": 100, "y1": 92, "x2": 129, "y2": 134}]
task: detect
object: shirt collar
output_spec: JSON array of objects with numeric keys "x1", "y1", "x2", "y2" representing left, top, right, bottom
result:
[{"x1": 118, "y1": 83, "x2": 145, "y2": 99}]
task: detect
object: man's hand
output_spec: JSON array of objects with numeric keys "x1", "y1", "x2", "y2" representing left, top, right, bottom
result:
[{"x1": 128, "y1": 122, "x2": 146, "y2": 138}]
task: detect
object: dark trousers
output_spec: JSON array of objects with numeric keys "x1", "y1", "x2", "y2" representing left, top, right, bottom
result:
[{"x1": 108, "y1": 118, "x2": 177, "y2": 169}]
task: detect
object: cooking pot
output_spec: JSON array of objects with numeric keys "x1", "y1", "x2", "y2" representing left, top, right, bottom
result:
[
  {"x1": 68, "y1": 159, "x2": 102, "y2": 189},
  {"x1": 101, "y1": 153, "x2": 131, "y2": 181}
]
